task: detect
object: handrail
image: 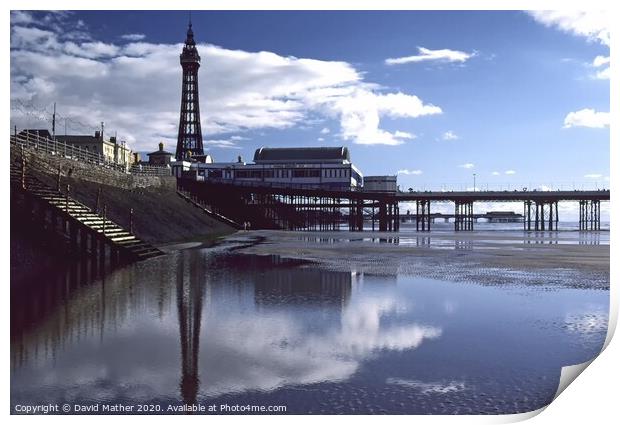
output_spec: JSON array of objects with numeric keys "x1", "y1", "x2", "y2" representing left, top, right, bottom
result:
[{"x1": 10, "y1": 133, "x2": 129, "y2": 173}]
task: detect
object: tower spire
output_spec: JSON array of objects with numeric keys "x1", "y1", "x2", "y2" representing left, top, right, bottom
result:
[{"x1": 176, "y1": 19, "x2": 204, "y2": 160}]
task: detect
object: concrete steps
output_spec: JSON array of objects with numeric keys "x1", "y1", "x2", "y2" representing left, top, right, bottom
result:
[{"x1": 10, "y1": 161, "x2": 164, "y2": 262}]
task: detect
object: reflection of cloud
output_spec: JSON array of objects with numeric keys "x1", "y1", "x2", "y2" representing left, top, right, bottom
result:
[
  {"x1": 200, "y1": 294, "x2": 442, "y2": 396},
  {"x1": 12, "y1": 261, "x2": 442, "y2": 402},
  {"x1": 386, "y1": 378, "x2": 466, "y2": 394}
]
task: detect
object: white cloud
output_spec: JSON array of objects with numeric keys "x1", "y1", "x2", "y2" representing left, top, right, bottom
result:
[
  {"x1": 491, "y1": 171, "x2": 500, "y2": 176},
  {"x1": 505, "y1": 170, "x2": 516, "y2": 175},
  {"x1": 121, "y1": 33, "x2": 146, "y2": 41},
  {"x1": 320, "y1": 127, "x2": 330, "y2": 134},
  {"x1": 442, "y1": 130, "x2": 459, "y2": 140},
  {"x1": 594, "y1": 67, "x2": 610, "y2": 80},
  {"x1": 593, "y1": 55, "x2": 610, "y2": 67},
  {"x1": 319, "y1": 89, "x2": 441, "y2": 146},
  {"x1": 528, "y1": 11, "x2": 610, "y2": 46},
  {"x1": 459, "y1": 163, "x2": 474, "y2": 169},
  {"x1": 10, "y1": 11, "x2": 34, "y2": 25},
  {"x1": 397, "y1": 169, "x2": 423, "y2": 175},
  {"x1": 584, "y1": 173, "x2": 603, "y2": 179},
  {"x1": 10, "y1": 15, "x2": 443, "y2": 151},
  {"x1": 386, "y1": 47, "x2": 475, "y2": 65},
  {"x1": 203, "y1": 139, "x2": 242, "y2": 149},
  {"x1": 591, "y1": 55, "x2": 610, "y2": 80},
  {"x1": 386, "y1": 378, "x2": 465, "y2": 395},
  {"x1": 393, "y1": 131, "x2": 416, "y2": 140},
  {"x1": 317, "y1": 137, "x2": 324, "y2": 142},
  {"x1": 563, "y1": 108, "x2": 610, "y2": 129}
]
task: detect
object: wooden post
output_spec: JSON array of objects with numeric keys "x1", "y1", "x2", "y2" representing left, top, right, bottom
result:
[
  {"x1": 56, "y1": 165, "x2": 62, "y2": 191},
  {"x1": 129, "y1": 208, "x2": 134, "y2": 235},
  {"x1": 65, "y1": 184, "x2": 70, "y2": 213},
  {"x1": 102, "y1": 205, "x2": 107, "y2": 236},
  {"x1": 95, "y1": 187, "x2": 101, "y2": 214},
  {"x1": 21, "y1": 155, "x2": 26, "y2": 190}
]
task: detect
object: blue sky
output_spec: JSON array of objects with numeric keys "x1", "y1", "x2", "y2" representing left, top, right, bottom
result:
[{"x1": 10, "y1": 10, "x2": 610, "y2": 193}]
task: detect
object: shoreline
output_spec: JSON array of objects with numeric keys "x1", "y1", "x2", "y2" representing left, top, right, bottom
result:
[{"x1": 219, "y1": 230, "x2": 610, "y2": 291}]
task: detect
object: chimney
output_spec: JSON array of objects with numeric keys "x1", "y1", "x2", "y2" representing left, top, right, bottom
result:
[
  {"x1": 110, "y1": 136, "x2": 117, "y2": 144},
  {"x1": 159, "y1": 142, "x2": 164, "y2": 152},
  {"x1": 95, "y1": 130, "x2": 100, "y2": 139},
  {"x1": 237, "y1": 155, "x2": 242, "y2": 163}
]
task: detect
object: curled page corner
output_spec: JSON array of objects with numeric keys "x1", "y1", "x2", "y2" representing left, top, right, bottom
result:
[
  {"x1": 553, "y1": 359, "x2": 595, "y2": 402},
  {"x1": 550, "y1": 308, "x2": 617, "y2": 405},
  {"x1": 602, "y1": 304, "x2": 618, "y2": 351},
  {"x1": 490, "y1": 406, "x2": 547, "y2": 424}
]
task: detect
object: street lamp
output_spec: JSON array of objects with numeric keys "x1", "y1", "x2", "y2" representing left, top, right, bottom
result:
[{"x1": 473, "y1": 173, "x2": 476, "y2": 192}]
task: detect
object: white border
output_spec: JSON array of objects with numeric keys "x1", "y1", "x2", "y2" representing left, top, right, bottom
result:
[{"x1": 4, "y1": 1, "x2": 617, "y2": 423}]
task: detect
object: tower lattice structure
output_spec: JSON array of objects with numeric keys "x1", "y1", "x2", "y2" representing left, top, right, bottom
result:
[{"x1": 176, "y1": 22, "x2": 204, "y2": 160}]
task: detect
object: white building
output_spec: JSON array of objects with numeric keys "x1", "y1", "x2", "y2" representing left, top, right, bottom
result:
[
  {"x1": 172, "y1": 146, "x2": 363, "y2": 190},
  {"x1": 363, "y1": 176, "x2": 398, "y2": 192}
]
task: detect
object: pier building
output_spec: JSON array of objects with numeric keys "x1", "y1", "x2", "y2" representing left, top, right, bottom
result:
[{"x1": 173, "y1": 146, "x2": 363, "y2": 190}]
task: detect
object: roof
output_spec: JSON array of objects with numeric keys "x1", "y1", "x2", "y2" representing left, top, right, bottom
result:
[
  {"x1": 147, "y1": 150, "x2": 174, "y2": 156},
  {"x1": 55, "y1": 135, "x2": 100, "y2": 144},
  {"x1": 253, "y1": 147, "x2": 350, "y2": 163},
  {"x1": 19, "y1": 129, "x2": 52, "y2": 139}
]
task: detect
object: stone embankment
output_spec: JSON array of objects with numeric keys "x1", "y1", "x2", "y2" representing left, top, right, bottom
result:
[{"x1": 12, "y1": 146, "x2": 236, "y2": 244}]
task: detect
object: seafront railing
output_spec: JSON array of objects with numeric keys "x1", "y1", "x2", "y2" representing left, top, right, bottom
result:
[{"x1": 10, "y1": 132, "x2": 129, "y2": 173}]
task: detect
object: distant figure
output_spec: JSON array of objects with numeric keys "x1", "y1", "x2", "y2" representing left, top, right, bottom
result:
[{"x1": 243, "y1": 221, "x2": 247, "y2": 231}]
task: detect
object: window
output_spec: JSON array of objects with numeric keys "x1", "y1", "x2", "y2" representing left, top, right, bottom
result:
[{"x1": 293, "y1": 169, "x2": 320, "y2": 178}]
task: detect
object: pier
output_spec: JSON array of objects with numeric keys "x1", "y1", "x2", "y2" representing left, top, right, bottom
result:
[{"x1": 176, "y1": 177, "x2": 609, "y2": 232}]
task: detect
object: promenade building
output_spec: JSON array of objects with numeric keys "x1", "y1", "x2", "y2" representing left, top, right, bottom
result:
[{"x1": 18, "y1": 129, "x2": 132, "y2": 168}]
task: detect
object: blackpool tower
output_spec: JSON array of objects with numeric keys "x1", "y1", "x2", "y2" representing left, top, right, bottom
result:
[{"x1": 176, "y1": 21, "x2": 204, "y2": 160}]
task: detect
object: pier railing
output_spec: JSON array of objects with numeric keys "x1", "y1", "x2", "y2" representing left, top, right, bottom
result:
[{"x1": 188, "y1": 175, "x2": 363, "y2": 192}]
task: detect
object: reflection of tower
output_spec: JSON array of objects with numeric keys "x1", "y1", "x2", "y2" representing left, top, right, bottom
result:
[
  {"x1": 176, "y1": 20, "x2": 204, "y2": 160},
  {"x1": 176, "y1": 253, "x2": 205, "y2": 406}
]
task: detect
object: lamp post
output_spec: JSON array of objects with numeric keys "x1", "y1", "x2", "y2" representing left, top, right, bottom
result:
[{"x1": 473, "y1": 173, "x2": 477, "y2": 192}]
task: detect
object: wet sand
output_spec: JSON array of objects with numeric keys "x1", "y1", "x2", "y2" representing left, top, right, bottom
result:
[{"x1": 224, "y1": 230, "x2": 610, "y2": 290}]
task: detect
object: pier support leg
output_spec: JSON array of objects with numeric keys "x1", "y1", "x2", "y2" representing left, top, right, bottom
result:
[
  {"x1": 394, "y1": 201, "x2": 400, "y2": 231},
  {"x1": 379, "y1": 201, "x2": 387, "y2": 232},
  {"x1": 415, "y1": 200, "x2": 431, "y2": 232},
  {"x1": 455, "y1": 200, "x2": 474, "y2": 231},
  {"x1": 579, "y1": 200, "x2": 601, "y2": 230},
  {"x1": 532, "y1": 201, "x2": 560, "y2": 231},
  {"x1": 356, "y1": 199, "x2": 364, "y2": 231},
  {"x1": 524, "y1": 200, "x2": 533, "y2": 231}
]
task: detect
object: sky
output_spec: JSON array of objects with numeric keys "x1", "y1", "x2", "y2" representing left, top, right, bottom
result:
[{"x1": 10, "y1": 10, "x2": 610, "y2": 198}]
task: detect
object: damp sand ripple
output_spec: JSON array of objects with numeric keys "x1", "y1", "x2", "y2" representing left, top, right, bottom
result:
[{"x1": 224, "y1": 230, "x2": 609, "y2": 290}]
